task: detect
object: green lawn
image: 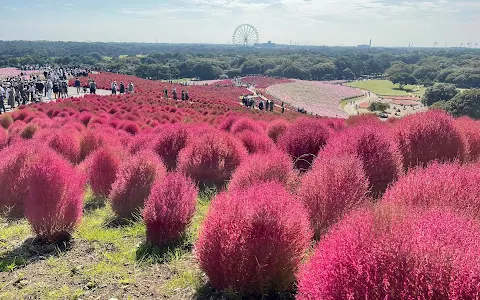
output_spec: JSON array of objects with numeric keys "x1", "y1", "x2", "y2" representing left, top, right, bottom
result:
[
  {"x1": 347, "y1": 80, "x2": 426, "y2": 97},
  {"x1": 0, "y1": 190, "x2": 213, "y2": 299}
]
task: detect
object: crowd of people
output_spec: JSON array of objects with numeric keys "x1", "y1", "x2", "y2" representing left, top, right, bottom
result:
[{"x1": 242, "y1": 95, "x2": 285, "y2": 113}]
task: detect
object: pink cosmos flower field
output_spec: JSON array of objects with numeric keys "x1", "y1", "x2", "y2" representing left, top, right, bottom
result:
[{"x1": 266, "y1": 81, "x2": 363, "y2": 118}]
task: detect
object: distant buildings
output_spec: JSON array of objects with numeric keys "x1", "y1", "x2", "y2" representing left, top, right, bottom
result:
[
  {"x1": 254, "y1": 41, "x2": 276, "y2": 48},
  {"x1": 357, "y1": 39, "x2": 372, "y2": 49}
]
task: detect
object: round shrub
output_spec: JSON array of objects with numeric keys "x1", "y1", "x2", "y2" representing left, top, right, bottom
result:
[
  {"x1": 228, "y1": 151, "x2": 297, "y2": 192},
  {"x1": 235, "y1": 131, "x2": 273, "y2": 154},
  {"x1": 0, "y1": 114, "x2": 13, "y2": 129},
  {"x1": 177, "y1": 130, "x2": 247, "y2": 189},
  {"x1": 152, "y1": 124, "x2": 190, "y2": 171},
  {"x1": 85, "y1": 147, "x2": 122, "y2": 198},
  {"x1": 128, "y1": 132, "x2": 155, "y2": 154},
  {"x1": 394, "y1": 110, "x2": 465, "y2": 170},
  {"x1": 118, "y1": 120, "x2": 141, "y2": 135},
  {"x1": 296, "y1": 207, "x2": 480, "y2": 300},
  {"x1": 0, "y1": 128, "x2": 7, "y2": 150},
  {"x1": 24, "y1": 148, "x2": 85, "y2": 243},
  {"x1": 0, "y1": 143, "x2": 33, "y2": 218},
  {"x1": 230, "y1": 117, "x2": 263, "y2": 135},
  {"x1": 20, "y1": 124, "x2": 38, "y2": 139},
  {"x1": 320, "y1": 123, "x2": 402, "y2": 198},
  {"x1": 45, "y1": 130, "x2": 82, "y2": 164},
  {"x1": 298, "y1": 155, "x2": 369, "y2": 238},
  {"x1": 218, "y1": 115, "x2": 239, "y2": 132},
  {"x1": 278, "y1": 118, "x2": 330, "y2": 171},
  {"x1": 266, "y1": 119, "x2": 290, "y2": 143},
  {"x1": 109, "y1": 151, "x2": 166, "y2": 218},
  {"x1": 382, "y1": 162, "x2": 480, "y2": 219},
  {"x1": 196, "y1": 183, "x2": 312, "y2": 294},
  {"x1": 455, "y1": 117, "x2": 480, "y2": 162},
  {"x1": 80, "y1": 130, "x2": 118, "y2": 161},
  {"x1": 143, "y1": 172, "x2": 198, "y2": 247}
]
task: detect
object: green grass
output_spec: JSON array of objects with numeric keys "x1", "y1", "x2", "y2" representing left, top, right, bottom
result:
[
  {"x1": 347, "y1": 80, "x2": 426, "y2": 97},
  {"x1": 0, "y1": 193, "x2": 212, "y2": 299}
]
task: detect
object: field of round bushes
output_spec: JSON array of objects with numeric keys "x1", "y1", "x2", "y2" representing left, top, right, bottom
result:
[{"x1": 1, "y1": 74, "x2": 480, "y2": 298}]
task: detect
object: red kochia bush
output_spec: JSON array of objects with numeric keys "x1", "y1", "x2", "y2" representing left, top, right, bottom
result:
[
  {"x1": 230, "y1": 117, "x2": 264, "y2": 135},
  {"x1": 143, "y1": 173, "x2": 198, "y2": 247},
  {"x1": 266, "y1": 119, "x2": 290, "y2": 143},
  {"x1": 455, "y1": 117, "x2": 480, "y2": 162},
  {"x1": 320, "y1": 123, "x2": 402, "y2": 198},
  {"x1": 109, "y1": 152, "x2": 166, "y2": 218},
  {"x1": 278, "y1": 118, "x2": 330, "y2": 171},
  {"x1": 196, "y1": 183, "x2": 312, "y2": 294},
  {"x1": 85, "y1": 147, "x2": 122, "y2": 198},
  {"x1": 152, "y1": 124, "x2": 190, "y2": 171},
  {"x1": 45, "y1": 130, "x2": 82, "y2": 164},
  {"x1": 0, "y1": 114, "x2": 13, "y2": 129},
  {"x1": 382, "y1": 162, "x2": 480, "y2": 219},
  {"x1": 80, "y1": 130, "x2": 117, "y2": 160},
  {"x1": 296, "y1": 207, "x2": 480, "y2": 300},
  {"x1": 298, "y1": 155, "x2": 369, "y2": 238},
  {"x1": 0, "y1": 128, "x2": 7, "y2": 150},
  {"x1": 24, "y1": 148, "x2": 85, "y2": 242},
  {"x1": 394, "y1": 110, "x2": 465, "y2": 170},
  {"x1": 177, "y1": 130, "x2": 247, "y2": 188},
  {"x1": 235, "y1": 131, "x2": 273, "y2": 154},
  {"x1": 0, "y1": 144, "x2": 32, "y2": 218},
  {"x1": 228, "y1": 151, "x2": 297, "y2": 192}
]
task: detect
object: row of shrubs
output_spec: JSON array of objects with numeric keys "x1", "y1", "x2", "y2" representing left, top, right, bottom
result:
[{"x1": 1, "y1": 106, "x2": 480, "y2": 297}]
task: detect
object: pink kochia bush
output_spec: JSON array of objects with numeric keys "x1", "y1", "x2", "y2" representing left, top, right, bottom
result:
[
  {"x1": 152, "y1": 124, "x2": 190, "y2": 171},
  {"x1": 45, "y1": 130, "x2": 82, "y2": 164},
  {"x1": 320, "y1": 123, "x2": 402, "y2": 198},
  {"x1": 296, "y1": 207, "x2": 480, "y2": 299},
  {"x1": 455, "y1": 117, "x2": 480, "y2": 162},
  {"x1": 109, "y1": 151, "x2": 166, "y2": 218},
  {"x1": 382, "y1": 162, "x2": 480, "y2": 219},
  {"x1": 84, "y1": 147, "x2": 122, "y2": 198},
  {"x1": 278, "y1": 118, "x2": 330, "y2": 171},
  {"x1": 235, "y1": 131, "x2": 273, "y2": 154},
  {"x1": 24, "y1": 148, "x2": 85, "y2": 242},
  {"x1": 298, "y1": 155, "x2": 369, "y2": 238},
  {"x1": 266, "y1": 119, "x2": 290, "y2": 143},
  {"x1": 177, "y1": 130, "x2": 247, "y2": 188},
  {"x1": 196, "y1": 183, "x2": 312, "y2": 294},
  {"x1": 228, "y1": 151, "x2": 298, "y2": 192},
  {"x1": 394, "y1": 110, "x2": 465, "y2": 170},
  {"x1": 230, "y1": 117, "x2": 264, "y2": 135},
  {"x1": 143, "y1": 173, "x2": 198, "y2": 247},
  {"x1": 0, "y1": 144, "x2": 32, "y2": 218}
]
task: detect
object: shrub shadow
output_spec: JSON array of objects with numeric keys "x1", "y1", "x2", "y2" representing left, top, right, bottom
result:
[
  {"x1": 83, "y1": 194, "x2": 106, "y2": 212},
  {"x1": 135, "y1": 237, "x2": 193, "y2": 265},
  {"x1": 193, "y1": 284, "x2": 295, "y2": 300},
  {"x1": 0, "y1": 236, "x2": 74, "y2": 272},
  {"x1": 103, "y1": 212, "x2": 142, "y2": 228}
]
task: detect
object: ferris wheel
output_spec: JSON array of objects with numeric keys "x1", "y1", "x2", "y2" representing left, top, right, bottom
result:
[{"x1": 232, "y1": 24, "x2": 259, "y2": 46}]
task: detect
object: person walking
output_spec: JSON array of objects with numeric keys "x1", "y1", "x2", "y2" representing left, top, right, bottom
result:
[
  {"x1": 74, "y1": 77, "x2": 81, "y2": 94},
  {"x1": 0, "y1": 85, "x2": 6, "y2": 114},
  {"x1": 90, "y1": 80, "x2": 97, "y2": 94},
  {"x1": 111, "y1": 81, "x2": 117, "y2": 95},
  {"x1": 119, "y1": 82, "x2": 125, "y2": 94},
  {"x1": 8, "y1": 86, "x2": 15, "y2": 108},
  {"x1": 46, "y1": 80, "x2": 53, "y2": 100},
  {"x1": 128, "y1": 82, "x2": 134, "y2": 94},
  {"x1": 52, "y1": 81, "x2": 59, "y2": 99}
]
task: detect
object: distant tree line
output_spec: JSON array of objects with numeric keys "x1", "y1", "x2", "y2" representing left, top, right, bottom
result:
[{"x1": 1, "y1": 41, "x2": 480, "y2": 87}]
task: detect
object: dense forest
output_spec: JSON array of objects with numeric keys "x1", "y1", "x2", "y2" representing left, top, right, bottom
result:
[{"x1": 1, "y1": 41, "x2": 480, "y2": 88}]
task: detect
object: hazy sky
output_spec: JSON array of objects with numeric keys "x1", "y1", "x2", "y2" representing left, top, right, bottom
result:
[{"x1": 1, "y1": 0, "x2": 479, "y2": 47}]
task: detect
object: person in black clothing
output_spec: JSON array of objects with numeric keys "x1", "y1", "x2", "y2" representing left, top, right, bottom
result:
[
  {"x1": 53, "y1": 82, "x2": 59, "y2": 99},
  {"x1": 119, "y1": 82, "x2": 125, "y2": 94},
  {"x1": 269, "y1": 101, "x2": 274, "y2": 112},
  {"x1": 181, "y1": 90, "x2": 185, "y2": 100},
  {"x1": 74, "y1": 78, "x2": 81, "y2": 94},
  {"x1": 185, "y1": 91, "x2": 189, "y2": 101},
  {"x1": 259, "y1": 101, "x2": 264, "y2": 111}
]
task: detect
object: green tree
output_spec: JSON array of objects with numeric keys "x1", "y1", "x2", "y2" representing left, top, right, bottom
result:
[
  {"x1": 389, "y1": 72, "x2": 416, "y2": 89},
  {"x1": 422, "y1": 83, "x2": 458, "y2": 106},
  {"x1": 445, "y1": 89, "x2": 480, "y2": 119}
]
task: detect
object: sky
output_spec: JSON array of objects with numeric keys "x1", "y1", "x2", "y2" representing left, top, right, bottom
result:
[{"x1": 0, "y1": 0, "x2": 479, "y2": 47}]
